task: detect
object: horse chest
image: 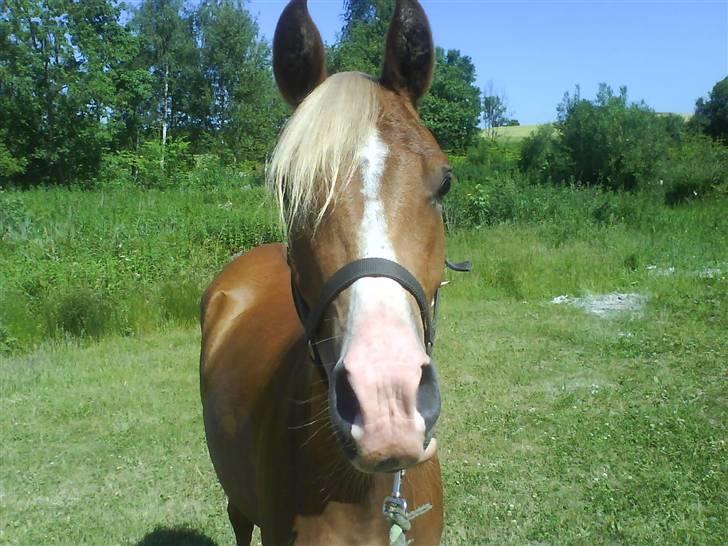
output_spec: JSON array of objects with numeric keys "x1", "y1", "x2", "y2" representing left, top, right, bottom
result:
[{"x1": 291, "y1": 501, "x2": 391, "y2": 546}]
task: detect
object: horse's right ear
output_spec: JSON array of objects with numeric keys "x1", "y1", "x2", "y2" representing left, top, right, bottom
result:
[
  {"x1": 381, "y1": 0, "x2": 434, "y2": 105},
  {"x1": 273, "y1": 0, "x2": 327, "y2": 107}
]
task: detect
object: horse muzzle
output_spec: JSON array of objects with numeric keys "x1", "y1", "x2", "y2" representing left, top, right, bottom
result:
[{"x1": 328, "y1": 321, "x2": 441, "y2": 473}]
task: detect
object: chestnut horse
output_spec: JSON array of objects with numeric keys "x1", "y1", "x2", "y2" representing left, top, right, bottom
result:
[{"x1": 200, "y1": 1, "x2": 454, "y2": 544}]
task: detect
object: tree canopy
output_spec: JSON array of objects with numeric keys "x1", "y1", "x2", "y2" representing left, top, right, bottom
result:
[
  {"x1": 689, "y1": 77, "x2": 728, "y2": 143},
  {"x1": 0, "y1": 0, "x2": 144, "y2": 184},
  {"x1": 329, "y1": 0, "x2": 481, "y2": 153},
  {"x1": 0, "y1": 0, "x2": 285, "y2": 187},
  {"x1": 419, "y1": 49, "x2": 481, "y2": 153},
  {"x1": 1, "y1": 0, "x2": 485, "y2": 186}
]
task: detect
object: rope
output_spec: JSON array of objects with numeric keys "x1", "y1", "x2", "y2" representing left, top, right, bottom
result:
[{"x1": 385, "y1": 502, "x2": 433, "y2": 546}]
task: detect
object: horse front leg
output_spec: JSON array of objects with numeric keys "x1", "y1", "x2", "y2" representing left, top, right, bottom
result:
[{"x1": 227, "y1": 501, "x2": 254, "y2": 546}]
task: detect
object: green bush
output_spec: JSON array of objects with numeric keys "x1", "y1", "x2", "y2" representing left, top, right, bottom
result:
[
  {"x1": 0, "y1": 320, "x2": 19, "y2": 355},
  {"x1": 522, "y1": 85, "x2": 684, "y2": 190},
  {"x1": 185, "y1": 154, "x2": 264, "y2": 189},
  {"x1": 0, "y1": 190, "x2": 30, "y2": 236},
  {"x1": 0, "y1": 132, "x2": 27, "y2": 180},
  {"x1": 100, "y1": 147, "x2": 266, "y2": 191},
  {"x1": 688, "y1": 76, "x2": 728, "y2": 143},
  {"x1": 52, "y1": 289, "x2": 110, "y2": 340},
  {"x1": 98, "y1": 138, "x2": 193, "y2": 188},
  {"x1": 463, "y1": 138, "x2": 520, "y2": 176},
  {"x1": 660, "y1": 135, "x2": 728, "y2": 206},
  {"x1": 446, "y1": 156, "x2": 644, "y2": 234},
  {"x1": 158, "y1": 281, "x2": 202, "y2": 325},
  {"x1": 519, "y1": 125, "x2": 565, "y2": 183}
]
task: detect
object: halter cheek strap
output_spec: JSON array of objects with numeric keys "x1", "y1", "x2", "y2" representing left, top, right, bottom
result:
[{"x1": 289, "y1": 254, "x2": 472, "y2": 372}]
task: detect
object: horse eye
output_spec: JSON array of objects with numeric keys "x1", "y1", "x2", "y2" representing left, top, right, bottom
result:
[{"x1": 438, "y1": 174, "x2": 452, "y2": 198}]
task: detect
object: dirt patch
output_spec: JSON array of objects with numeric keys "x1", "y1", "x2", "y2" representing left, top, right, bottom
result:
[{"x1": 551, "y1": 293, "x2": 646, "y2": 318}]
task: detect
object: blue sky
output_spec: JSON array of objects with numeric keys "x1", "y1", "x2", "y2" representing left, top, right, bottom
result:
[{"x1": 247, "y1": 0, "x2": 728, "y2": 124}]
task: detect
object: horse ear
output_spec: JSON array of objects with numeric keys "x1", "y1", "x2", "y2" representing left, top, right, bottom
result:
[
  {"x1": 381, "y1": 0, "x2": 434, "y2": 105},
  {"x1": 273, "y1": 0, "x2": 327, "y2": 107}
]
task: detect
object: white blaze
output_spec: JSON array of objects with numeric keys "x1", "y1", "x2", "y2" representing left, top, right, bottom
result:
[
  {"x1": 358, "y1": 129, "x2": 394, "y2": 259},
  {"x1": 344, "y1": 129, "x2": 427, "y2": 443},
  {"x1": 343, "y1": 130, "x2": 420, "y2": 356}
]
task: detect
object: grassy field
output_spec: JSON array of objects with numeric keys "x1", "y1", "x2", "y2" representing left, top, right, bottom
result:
[
  {"x1": 2, "y1": 194, "x2": 725, "y2": 544},
  {"x1": 489, "y1": 113, "x2": 691, "y2": 142},
  {"x1": 491, "y1": 124, "x2": 541, "y2": 142},
  {"x1": 0, "y1": 183, "x2": 279, "y2": 354}
]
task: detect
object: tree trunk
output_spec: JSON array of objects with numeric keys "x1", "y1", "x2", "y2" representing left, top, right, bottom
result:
[{"x1": 161, "y1": 63, "x2": 169, "y2": 169}]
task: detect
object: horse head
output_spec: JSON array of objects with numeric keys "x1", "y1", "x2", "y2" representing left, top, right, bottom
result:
[{"x1": 270, "y1": 0, "x2": 450, "y2": 474}]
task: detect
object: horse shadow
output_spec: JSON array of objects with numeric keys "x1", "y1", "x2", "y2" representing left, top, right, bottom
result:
[{"x1": 134, "y1": 527, "x2": 218, "y2": 546}]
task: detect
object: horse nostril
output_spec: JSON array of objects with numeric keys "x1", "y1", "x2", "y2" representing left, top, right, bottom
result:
[
  {"x1": 417, "y1": 363, "x2": 441, "y2": 436},
  {"x1": 333, "y1": 362, "x2": 360, "y2": 426}
]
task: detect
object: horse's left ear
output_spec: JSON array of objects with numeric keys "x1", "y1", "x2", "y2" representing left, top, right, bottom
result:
[
  {"x1": 273, "y1": 0, "x2": 327, "y2": 107},
  {"x1": 381, "y1": 0, "x2": 435, "y2": 105}
]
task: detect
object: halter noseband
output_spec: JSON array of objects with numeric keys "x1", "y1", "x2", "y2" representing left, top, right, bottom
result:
[{"x1": 289, "y1": 253, "x2": 471, "y2": 371}]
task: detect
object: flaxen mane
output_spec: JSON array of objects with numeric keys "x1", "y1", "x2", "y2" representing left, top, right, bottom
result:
[{"x1": 267, "y1": 72, "x2": 379, "y2": 229}]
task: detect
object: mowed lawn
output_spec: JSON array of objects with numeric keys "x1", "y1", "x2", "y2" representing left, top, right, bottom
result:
[{"x1": 2, "y1": 217, "x2": 726, "y2": 545}]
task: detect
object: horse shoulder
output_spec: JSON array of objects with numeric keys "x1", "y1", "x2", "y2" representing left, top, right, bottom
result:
[
  {"x1": 200, "y1": 242, "x2": 297, "y2": 374},
  {"x1": 200, "y1": 243, "x2": 304, "y2": 531}
]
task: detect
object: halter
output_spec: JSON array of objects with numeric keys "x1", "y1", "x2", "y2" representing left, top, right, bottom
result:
[{"x1": 289, "y1": 252, "x2": 471, "y2": 373}]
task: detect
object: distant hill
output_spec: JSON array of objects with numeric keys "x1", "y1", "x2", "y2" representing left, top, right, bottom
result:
[
  {"x1": 487, "y1": 124, "x2": 547, "y2": 142},
  {"x1": 487, "y1": 113, "x2": 692, "y2": 142}
]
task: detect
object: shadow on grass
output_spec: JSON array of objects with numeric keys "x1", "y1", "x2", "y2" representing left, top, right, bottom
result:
[{"x1": 135, "y1": 527, "x2": 218, "y2": 546}]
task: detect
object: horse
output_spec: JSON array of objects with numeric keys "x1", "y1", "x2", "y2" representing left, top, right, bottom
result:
[{"x1": 200, "y1": 1, "x2": 454, "y2": 544}]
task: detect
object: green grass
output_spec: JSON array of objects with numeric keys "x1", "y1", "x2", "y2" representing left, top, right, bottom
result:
[
  {"x1": 490, "y1": 124, "x2": 543, "y2": 142},
  {"x1": 0, "y1": 183, "x2": 280, "y2": 353},
  {"x1": 2, "y1": 195, "x2": 725, "y2": 544},
  {"x1": 489, "y1": 112, "x2": 691, "y2": 143}
]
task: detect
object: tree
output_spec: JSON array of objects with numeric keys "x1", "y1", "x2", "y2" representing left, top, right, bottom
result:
[
  {"x1": 547, "y1": 84, "x2": 671, "y2": 189},
  {"x1": 482, "y1": 82, "x2": 509, "y2": 140},
  {"x1": 420, "y1": 49, "x2": 481, "y2": 153},
  {"x1": 0, "y1": 0, "x2": 145, "y2": 186},
  {"x1": 342, "y1": 0, "x2": 394, "y2": 31},
  {"x1": 327, "y1": 0, "x2": 393, "y2": 75},
  {"x1": 195, "y1": 0, "x2": 286, "y2": 162},
  {"x1": 328, "y1": 0, "x2": 481, "y2": 152},
  {"x1": 0, "y1": 130, "x2": 26, "y2": 179},
  {"x1": 689, "y1": 77, "x2": 728, "y2": 143},
  {"x1": 132, "y1": 0, "x2": 200, "y2": 165}
]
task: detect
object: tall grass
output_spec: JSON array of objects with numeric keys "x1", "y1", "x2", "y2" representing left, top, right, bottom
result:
[
  {"x1": 0, "y1": 182, "x2": 279, "y2": 353},
  {"x1": 2, "y1": 167, "x2": 726, "y2": 355}
]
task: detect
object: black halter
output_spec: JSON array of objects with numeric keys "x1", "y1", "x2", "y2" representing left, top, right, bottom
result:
[{"x1": 289, "y1": 254, "x2": 471, "y2": 371}]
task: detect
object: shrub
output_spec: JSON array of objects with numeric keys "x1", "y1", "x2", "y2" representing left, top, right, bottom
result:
[
  {"x1": 98, "y1": 138, "x2": 192, "y2": 188},
  {"x1": 660, "y1": 135, "x2": 728, "y2": 206},
  {"x1": 463, "y1": 138, "x2": 520, "y2": 176},
  {"x1": 0, "y1": 320, "x2": 19, "y2": 355},
  {"x1": 446, "y1": 160, "x2": 644, "y2": 234},
  {"x1": 52, "y1": 289, "x2": 110, "y2": 340},
  {"x1": 688, "y1": 76, "x2": 728, "y2": 143},
  {"x1": 521, "y1": 85, "x2": 683, "y2": 190},
  {"x1": 0, "y1": 132, "x2": 26, "y2": 180},
  {"x1": 0, "y1": 181, "x2": 281, "y2": 352},
  {"x1": 0, "y1": 190, "x2": 30, "y2": 236},
  {"x1": 554, "y1": 84, "x2": 675, "y2": 189},
  {"x1": 158, "y1": 281, "x2": 201, "y2": 325},
  {"x1": 185, "y1": 155, "x2": 264, "y2": 189},
  {"x1": 519, "y1": 125, "x2": 566, "y2": 183}
]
